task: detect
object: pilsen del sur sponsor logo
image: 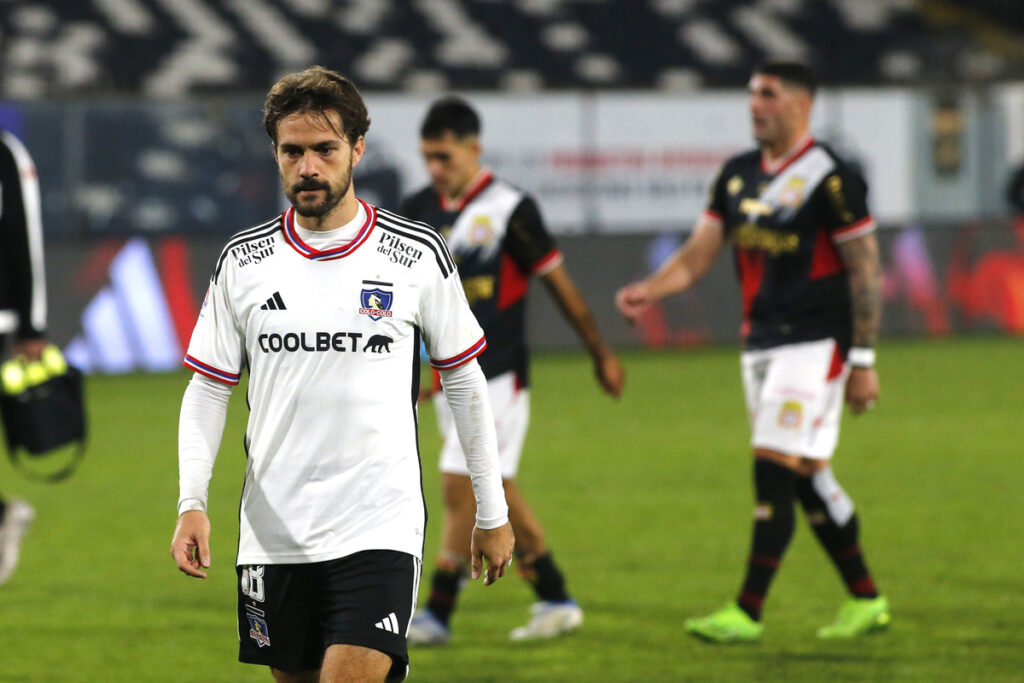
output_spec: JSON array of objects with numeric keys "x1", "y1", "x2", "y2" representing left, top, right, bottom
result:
[
  {"x1": 376, "y1": 232, "x2": 423, "y2": 268},
  {"x1": 231, "y1": 237, "x2": 276, "y2": 268}
]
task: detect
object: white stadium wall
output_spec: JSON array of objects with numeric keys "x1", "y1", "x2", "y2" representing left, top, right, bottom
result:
[{"x1": 365, "y1": 88, "x2": 921, "y2": 231}]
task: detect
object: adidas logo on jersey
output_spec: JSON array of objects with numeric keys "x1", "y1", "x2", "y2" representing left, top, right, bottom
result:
[
  {"x1": 260, "y1": 292, "x2": 287, "y2": 310},
  {"x1": 375, "y1": 612, "x2": 401, "y2": 634}
]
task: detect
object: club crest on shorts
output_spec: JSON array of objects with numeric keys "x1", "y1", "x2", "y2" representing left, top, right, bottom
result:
[
  {"x1": 778, "y1": 401, "x2": 803, "y2": 429},
  {"x1": 247, "y1": 613, "x2": 271, "y2": 647},
  {"x1": 359, "y1": 281, "x2": 394, "y2": 320}
]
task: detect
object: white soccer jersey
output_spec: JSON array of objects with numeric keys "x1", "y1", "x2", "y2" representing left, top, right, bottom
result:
[{"x1": 184, "y1": 199, "x2": 486, "y2": 565}]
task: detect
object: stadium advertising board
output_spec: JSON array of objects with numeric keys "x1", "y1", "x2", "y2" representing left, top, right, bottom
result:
[
  {"x1": 46, "y1": 219, "x2": 1024, "y2": 373},
  {"x1": 366, "y1": 90, "x2": 914, "y2": 232}
]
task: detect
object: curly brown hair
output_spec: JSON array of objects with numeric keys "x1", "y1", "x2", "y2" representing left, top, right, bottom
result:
[{"x1": 263, "y1": 66, "x2": 371, "y2": 144}]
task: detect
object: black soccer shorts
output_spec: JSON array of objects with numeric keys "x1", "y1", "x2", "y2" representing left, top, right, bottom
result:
[{"x1": 237, "y1": 550, "x2": 420, "y2": 681}]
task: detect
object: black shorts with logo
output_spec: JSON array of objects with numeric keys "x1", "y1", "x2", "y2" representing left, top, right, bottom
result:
[{"x1": 237, "y1": 550, "x2": 420, "y2": 681}]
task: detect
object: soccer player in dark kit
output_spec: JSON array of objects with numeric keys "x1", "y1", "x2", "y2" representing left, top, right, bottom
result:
[
  {"x1": 617, "y1": 61, "x2": 889, "y2": 642},
  {"x1": 402, "y1": 96, "x2": 624, "y2": 644}
]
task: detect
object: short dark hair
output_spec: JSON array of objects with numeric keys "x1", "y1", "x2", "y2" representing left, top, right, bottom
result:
[
  {"x1": 753, "y1": 60, "x2": 817, "y2": 97},
  {"x1": 263, "y1": 66, "x2": 371, "y2": 144},
  {"x1": 420, "y1": 96, "x2": 480, "y2": 140}
]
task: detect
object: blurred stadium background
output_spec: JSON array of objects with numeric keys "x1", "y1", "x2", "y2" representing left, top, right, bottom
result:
[
  {"x1": 0, "y1": 0, "x2": 1020, "y2": 368},
  {"x1": 1, "y1": 1, "x2": 1023, "y2": 681}
]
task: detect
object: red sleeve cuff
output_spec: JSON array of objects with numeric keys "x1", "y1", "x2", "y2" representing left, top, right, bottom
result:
[
  {"x1": 531, "y1": 248, "x2": 563, "y2": 276},
  {"x1": 832, "y1": 217, "x2": 876, "y2": 243},
  {"x1": 701, "y1": 209, "x2": 723, "y2": 226},
  {"x1": 183, "y1": 355, "x2": 241, "y2": 385},
  {"x1": 430, "y1": 336, "x2": 487, "y2": 371}
]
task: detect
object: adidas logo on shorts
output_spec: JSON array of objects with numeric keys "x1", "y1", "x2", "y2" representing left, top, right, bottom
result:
[{"x1": 375, "y1": 612, "x2": 400, "y2": 634}]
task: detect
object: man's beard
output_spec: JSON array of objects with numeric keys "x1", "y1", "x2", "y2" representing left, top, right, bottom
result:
[{"x1": 285, "y1": 164, "x2": 352, "y2": 219}]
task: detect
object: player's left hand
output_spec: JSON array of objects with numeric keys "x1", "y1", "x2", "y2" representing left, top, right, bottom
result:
[
  {"x1": 594, "y1": 351, "x2": 624, "y2": 398},
  {"x1": 846, "y1": 367, "x2": 879, "y2": 415},
  {"x1": 170, "y1": 510, "x2": 212, "y2": 579},
  {"x1": 470, "y1": 522, "x2": 514, "y2": 586}
]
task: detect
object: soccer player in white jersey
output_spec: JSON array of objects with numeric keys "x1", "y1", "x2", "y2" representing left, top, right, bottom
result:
[{"x1": 170, "y1": 67, "x2": 514, "y2": 683}]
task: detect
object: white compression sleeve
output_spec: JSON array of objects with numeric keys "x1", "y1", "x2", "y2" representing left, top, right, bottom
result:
[
  {"x1": 177, "y1": 373, "x2": 231, "y2": 515},
  {"x1": 439, "y1": 359, "x2": 509, "y2": 529}
]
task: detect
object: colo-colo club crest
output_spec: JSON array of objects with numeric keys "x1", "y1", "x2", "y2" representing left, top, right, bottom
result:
[{"x1": 359, "y1": 280, "x2": 394, "y2": 321}]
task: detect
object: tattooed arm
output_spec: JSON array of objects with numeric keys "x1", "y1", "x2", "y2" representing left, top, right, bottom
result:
[{"x1": 836, "y1": 232, "x2": 882, "y2": 414}]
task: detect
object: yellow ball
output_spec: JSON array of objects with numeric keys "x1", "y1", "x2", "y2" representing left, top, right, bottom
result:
[
  {"x1": 42, "y1": 345, "x2": 68, "y2": 376},
  {"x1": 24, "y1": 361, "x2": 48, "y2": 386},
  {"x1": 1, "y1": 361, "x2": 26, "y2": 395}
]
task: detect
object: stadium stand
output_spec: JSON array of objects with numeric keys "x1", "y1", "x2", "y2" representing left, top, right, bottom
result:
[{"x1": 0, "y1": 0, "x2": 1022, "y2": 98}]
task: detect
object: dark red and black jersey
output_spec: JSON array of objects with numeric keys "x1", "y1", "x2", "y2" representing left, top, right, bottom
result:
[
  {"x1": 400, "y1": 169, "x2": 562, "y2": 386},
  {"x1": 705, "y1": 136, "x2": 875, "y2": 352}
]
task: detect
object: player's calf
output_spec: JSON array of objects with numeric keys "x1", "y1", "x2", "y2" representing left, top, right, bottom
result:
[
  {"x1": 421, "y1": 553, "x2": 468, "y2": 629},
  {"x1": 736, "y1": 458, "x2": 798, "y2": 621}
]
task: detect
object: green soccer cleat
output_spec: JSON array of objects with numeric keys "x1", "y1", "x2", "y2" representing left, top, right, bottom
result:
[
  {"x1": 685, "y1": 603, "x2": 763, "y2": 643},
  {"x1": 817, "y1": 596, "x2": 890, "y2": 639}
]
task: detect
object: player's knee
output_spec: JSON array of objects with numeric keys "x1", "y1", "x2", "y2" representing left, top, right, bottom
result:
[
  {"x1": 799, "y1": 457, "x2": 829, "y2": 476},
  {"x1": 513, "y1": 549, "x2": 542, "y2": 580},
  {"x1": 435, "y1": 550, "x2": 470, "y2": 572},
  {"x1": 798, "y1": 466, "x2": 855, "y2": 528},
  {"x1": 271, "y1": 668, "x2": 319, "y2": 683},
  {"x1": 511, "y1": 510, "x2": 548, "y2": 555},
  {"x1": 753, "y1": 447, "x2": 801, "y2": 472},
  {"x1": 512, "y1": 540, "x2": 544, "y2": 565}
]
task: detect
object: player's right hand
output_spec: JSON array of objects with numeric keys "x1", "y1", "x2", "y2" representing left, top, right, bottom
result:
[
  {"x1": 470, "y1": 522, "x2": 514, "y2": 586},
  {"x1": 845, "y1": 367, "x2": 880, "y2": 415},
  {"x1": 615, "y1": 283, "x2": 651, "y2": 324},
  {"x1": 595, "y1": 351, "x2": 625, "y2": 398},
  {"x1": 170, "y1": 510, "x2": 212, "y2": 579}
]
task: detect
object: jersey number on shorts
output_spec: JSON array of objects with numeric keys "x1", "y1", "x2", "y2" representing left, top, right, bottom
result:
[{"x1": 241, "y1": 565, "x2": 266, "y2": 602}]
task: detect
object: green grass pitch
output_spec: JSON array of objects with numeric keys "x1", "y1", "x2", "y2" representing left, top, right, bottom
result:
[{"x1": 0, "y1": 337, "x2": 1021, "y2": 681}]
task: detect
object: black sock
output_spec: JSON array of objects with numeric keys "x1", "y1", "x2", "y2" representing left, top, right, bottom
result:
[
  {"x1": 425, "y1": 564, "x2": 467, "y2": 626},
  {"x1": 522, "y1": 552, "x2": 571, "y2": 603},
  {"x1": 797, "y1": 467, "x2": 879, "y2": 598},
  {"x1": 737, "y1": 459, "x2": 797, "y2": 621}
]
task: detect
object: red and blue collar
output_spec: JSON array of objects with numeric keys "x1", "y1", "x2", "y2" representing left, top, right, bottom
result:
[{"x1": 281, "y1": 198, "x2": 377, "y2": 261}]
